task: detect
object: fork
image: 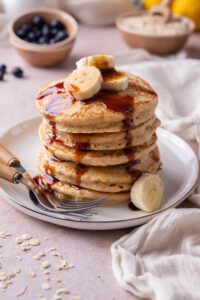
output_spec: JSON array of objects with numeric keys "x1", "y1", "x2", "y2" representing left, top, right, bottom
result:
[{"x1": 0, "y1": 144, "x2": 105, "y2": 215}]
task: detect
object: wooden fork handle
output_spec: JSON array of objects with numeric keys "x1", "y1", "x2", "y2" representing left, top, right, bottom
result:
[
  {"x1": 0, "y1": 144, "x2": 20, "y2": 167},
  {"x1": 0, "y1": 162, "x2": 22, "y2": 183}
]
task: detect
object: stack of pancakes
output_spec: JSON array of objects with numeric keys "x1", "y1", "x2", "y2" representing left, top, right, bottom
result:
[{"x1": 36, "y1": 60, "x2": 161, "y2": 205}]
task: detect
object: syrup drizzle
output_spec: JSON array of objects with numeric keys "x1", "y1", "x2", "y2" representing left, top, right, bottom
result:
[{"x1": 37, "y1": 82, "x2": 64, "y2": 100}]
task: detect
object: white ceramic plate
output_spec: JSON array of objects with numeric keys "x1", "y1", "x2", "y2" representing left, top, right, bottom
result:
[{"x1": 0, "y1": 118, "x2": 198, "y2": 230}]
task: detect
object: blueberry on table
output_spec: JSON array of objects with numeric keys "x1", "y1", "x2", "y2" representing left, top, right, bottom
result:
[
  {"x1": 0, "y1": 71, "x2": 4, "y2": 81},
  {"x1": 0, "y1": 64, "x2": 6, "y2": 74},
  {"x1": 32, "y1": 15, "x2": 45, "y2": 28},
  {"x1": 12, "y1": 67, "x2": 23, "y2": 78},
  {"x1": 50, "y1": 19, "x2": 65, "y2": 30}
]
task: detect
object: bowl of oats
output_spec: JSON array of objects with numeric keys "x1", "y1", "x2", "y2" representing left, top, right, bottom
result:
[{"x1": 116, "y1": 12, "x2": 195, "y2": 55}]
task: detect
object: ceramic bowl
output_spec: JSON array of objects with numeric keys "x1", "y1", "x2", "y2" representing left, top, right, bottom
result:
[
  {"x1": 9, "y1": 8, "x2": 78, "y2": 67},
  {"x1": 116, "y1": 12, "x2": 195, "y2": 55}
]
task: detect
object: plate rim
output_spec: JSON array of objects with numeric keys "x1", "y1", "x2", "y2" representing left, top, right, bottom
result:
[{"x1": 0, "y1": 117, "x2": 198, "y2": 226}]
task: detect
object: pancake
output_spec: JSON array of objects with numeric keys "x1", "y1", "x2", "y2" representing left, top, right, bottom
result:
[
  {"x1": 37, "y1": 176, "x2": 131, "y2": 205},
  {"x1": 38, "y1": 146, "x2": 161, "y2": 193},
  {"x1": 40, "y1": 131, "x2": 157, "y2": 167},
  {"x1": 40, "y1": 116, "x2": 160, "y2": 150},
  {"x1": 36, "y1": 74, "x2": 158, "y2": 133}
]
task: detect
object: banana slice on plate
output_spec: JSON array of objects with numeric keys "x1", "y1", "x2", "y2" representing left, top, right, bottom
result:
[
  {"x1": 102, "y1": 70, "x2": 128, "y2": 91},
  {"x1": 65, "y1": 66, "x2": 103, "y2": 101},
  {"x1": 76, "y1": 55, "x2": 115, "y2": 70},
  {"x1": 130, "y1": 174, "x2": 164, "y2": 213}
]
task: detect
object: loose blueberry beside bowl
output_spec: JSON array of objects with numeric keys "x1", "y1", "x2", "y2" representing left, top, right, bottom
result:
[
  {"x1": 16, "y1": 15, "x2": 69, "y2": 45},
  {"x1": 0, "y1": 64, "x2": 6, "y2": 74},
  {"x1": 12, "y1": 67, "x2": 23, "y2": 78}
]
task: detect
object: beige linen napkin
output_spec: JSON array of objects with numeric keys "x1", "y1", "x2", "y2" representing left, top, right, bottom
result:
[
  {"x1": 111, "y1": 208, "x2": 200, "y2": 300},
  {"x1": 111, "y1": 59, "x2": 200, "y2": 300}
]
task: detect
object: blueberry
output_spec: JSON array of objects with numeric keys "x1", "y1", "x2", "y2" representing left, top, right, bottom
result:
[
  {"x1": 20, "y1": 24, "x2": 31, "y2": 34},
  {"x1": 50, "y1": 19, "x2": 65, "y2": 30},
  {"x1": 16, "y1": 28, "x2": 27, "y2": 39},
  {"x1": 49, "y1": 38, "x2": 56, "y2": 44},
  {"x1": 38, "y1": 36, "x2": 48, "y2": 44},
  {"x1": 32, "y1": 15, "x2": 45, "y2": 28},
  {"x1": 16, "y1": 24, "x2": 31, "y2": 39},
  {"x1": 27, "y1": 31, "x2": 37, "y2": 42},
  {"x1": 51, "y1": 28, "x2": 59, "y2": 37},
  {"x1": 0, "y1": 71, "x2": 4, "y2": 81},
  {"x1": 42, "y1": 25, "x2": 50, "y2": 37},
  {"x1": 55, "y1": 30, "x2": 68, "y2": 42},
  {"x1": 33, "y1": 28, "x2": 41, "y2": 39},
  {"x1": 12, "y1": 67, "x2": 23, "y2": 78},
  {"x1": 0, "y1": 64, "x2": 6, "y2": 74}
]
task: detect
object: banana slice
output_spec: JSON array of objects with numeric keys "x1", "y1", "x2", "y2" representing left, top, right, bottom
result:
[
  {"x1": 131, "y1": 174, "x2": 164, "y2": 212},
  {"x1": 76, "y1": 55, "x2": 115, "y2": 70},
  {"x1": 65, "y1": 66, "x2": 103, "y2": 101},
  {"x1": 102, "y1": 70, "x2": 128, "y2": 91}
]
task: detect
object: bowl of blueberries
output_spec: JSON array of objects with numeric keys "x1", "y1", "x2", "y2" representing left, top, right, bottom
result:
[{"x1": 9, "y1": 8, "x2": 78, "y2": 67}]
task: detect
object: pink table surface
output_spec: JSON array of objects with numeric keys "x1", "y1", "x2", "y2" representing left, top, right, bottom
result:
[{"x1": 0, "y1": 25, "x2": 199, "y2": 300}]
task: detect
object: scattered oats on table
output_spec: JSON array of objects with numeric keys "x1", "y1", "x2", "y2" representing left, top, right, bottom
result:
[
  {"x1": 16, "y1": 286, "x2": 27, "y2": 297},
  {"x1": 33, "y1": 251, "x2": 45, "y2": 260},
  {"x1": 27, "y1": 268, "x2": 36, "y2": 278},
  {"x1": 70, "y1": 296, "x2": 81, "y2": 300},
  {"x1": 29, "y1": 238, "x2": 40, "y2": 246},
  {"x1": 42, "y1": 281, "x2": 51, "y2": 290},
  {"x1": 20, "y1": 234, "x2": 32, "y2": 240},
  {"x1": 41, "y1": 261, "x2": 51, "y2": 269},
  {"x1": 0, "y1": 231, "x2": 11, "y2": 238},
  {"x1": 21, "y1": 241, "x2": 31, "y2": 251}
]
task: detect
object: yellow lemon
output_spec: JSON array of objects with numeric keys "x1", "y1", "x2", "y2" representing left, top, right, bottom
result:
[
  {"x1": 144, "y1": 0, "x2": 200, "y2": 30},
  {"x1": 143, "y1": 0, "x2": 161, "y2": 10},
  {"x1": 172, "y1": 0, "x2": 200, "y2": 30}
]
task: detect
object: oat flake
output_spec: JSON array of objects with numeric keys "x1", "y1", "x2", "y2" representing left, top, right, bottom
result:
[
  {"x1": 21, "y1": 241, "x2": 31, "y2": 251},
  {"x1": 16, "y1": 286, "x2": 27, "y2": 297},
  {"x1": 41, "y1": 261, "x2": 51, "y2": 269},
  {"x1": 29, "y1": 239, "x2": 40, "y2": 246},
  {"x1": 0, "y1": 272, "x2": 7, "y2": 281},
  {"x1": 21, "y1": 234, "x2": 32, "y2": 240},
  {"x1": 0, "y1": 231, "x2": 11, "y2": 238},
  {"x1": 27, "y1": 268, "x2": 36, "y2": 278},
  {"x1": 33, "y1": 252, "x2": 45, "y2": 260},
  {"x1": 56, "y1": 287, "x2": 69, "y2": 296},
  {"x1": 16, "y1": 237, "x2": 23, "y2": 244},
  {"x1": 42, "y1": 282, "x2": 51, "y2": 290}
]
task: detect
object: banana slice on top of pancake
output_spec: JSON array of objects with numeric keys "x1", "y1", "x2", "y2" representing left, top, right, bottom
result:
[
  {"x1": 64, "y1": 66, "x2": 103, "y2": 101},
  {"x1": 76, "y1": 55, "x2": 115, "y2": 70},
  {"x1": 102, "y1": 70, "x2": 128, "y2": 91}
]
